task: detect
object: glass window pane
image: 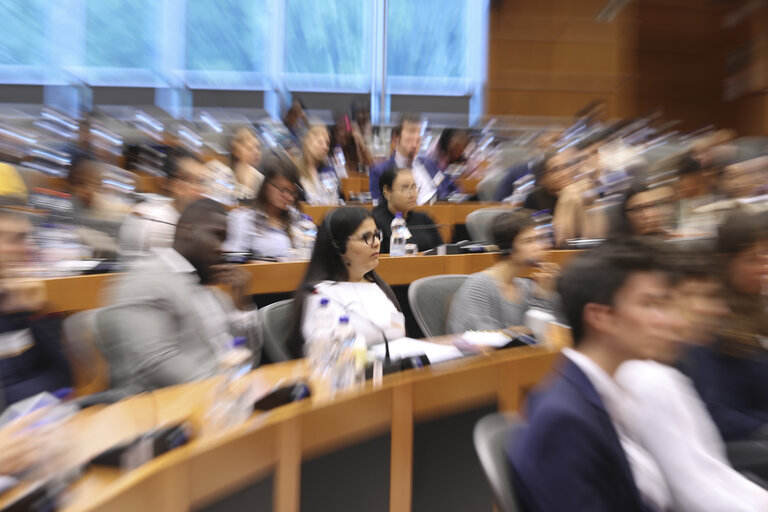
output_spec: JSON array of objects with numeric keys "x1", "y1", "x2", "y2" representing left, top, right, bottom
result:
[
  {"x1": 86, "y1": 0, "x2": 158, "y2": 69},
  {"x1": 285, "y1": 0, "x2": 366, "y2": 76},
  {"x1": 185, "y1": 0, "x2": 268, "y2": 73},
  {"x1": 0, "y1": 0, "x2": 47, "y2": 66},
  {"x1": 387, "y1": 0, "x2": 466, "y2": 78}
]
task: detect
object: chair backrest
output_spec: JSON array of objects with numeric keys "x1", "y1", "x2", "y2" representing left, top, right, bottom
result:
[
  {"x1": 259, "y1": 299, "x2": 295, "y2": 363},
  {"x1": 477, "y1": 171, "x2": 506, "y2": 202},
  {"x1": 62, "y1": 309, "x2": 110, "y2": 395},
  {"x1": 408, "y1": 274, "x2": 468, "y2": 337},
  {"x1": 473, "y1": 412, "x2": 526, "y2": 512},
  {"x1": 465, "y1": 207, "x2": 511, "y2": 242}
]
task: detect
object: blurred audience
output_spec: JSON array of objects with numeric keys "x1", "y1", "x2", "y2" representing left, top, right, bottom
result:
[
  {"x1": 229, "y1": 126, "x2": 264, "y2": 200},
  {"x1": 224, "y1": 153, "x2": 304, "y2": 260},
  {"x1": 611, "y1": 183, "x2": 675, "y2": 238},
  {"x1": 118, "y1": 148, "x2": 207, "y2": 260},
  {"x1": 421, "y1": 128, "x2": 468, "y2": 201},
  {"x1": 102, "y1": 199, "x2": 261, "y2": 393},
  {"x1": 283, "y1": 96, "x2": 308, "y2": 146},
  {"x1": 329, "y1": 112, "x2": 372, "y2": 176},
  {"x1": 687, "y1": 210, "x2": 768, "y2": 442},
  {"x1": 373, "y1": 165, "x2": 442, "y2": 254},
  {"x1": 289, "y1": 207, "x2": 403, "y2": 359},
  {"x1": 0, "y1": 205, "x2": 72, "y2": 409},
  {"x1": 448, "y1": 211, "x2": 557, "y2": 334}
]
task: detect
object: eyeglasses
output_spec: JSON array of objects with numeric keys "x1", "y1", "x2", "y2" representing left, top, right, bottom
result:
[
  {"x1": 268, "y1": 181, "x2": 299, "y2": 198},
  {"x1": 626, "y1": 200, "x2": 672, "y2": 214},
  {"x1": 396, "y1": 184, "x2": 420, "y2": 194},
  {"x1": 348, "y1": 229, "x2": 383, "y2": 246}
]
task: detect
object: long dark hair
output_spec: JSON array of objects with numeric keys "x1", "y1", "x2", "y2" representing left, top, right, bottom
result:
[
  {"x1": 377, "y1": 161, "x2": 405, "y2": 208},
  {"x1": 288, "y1": 206, "x2": 401, "y2": 358},
  {"x1": 254, "y1": 152, "x2": 301, "y2": 245}
]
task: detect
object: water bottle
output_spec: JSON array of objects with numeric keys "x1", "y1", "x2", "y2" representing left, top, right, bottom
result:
[
  {"x1": 390, "y1": 212, "x2": 407, "y2": 257},
  {"x1": 206, "y1": 337, "x2": 254, "y2": 433},
  {"x1": 305, "y1": 298, "x2": 334, "y2": 382},
  {"x1": 333, "y1": 145, "x2": 348, "y2": 178},
  {"x1": 296, "y1": 214, "x2": 317, "y2": 260},
  {"x1": 319, "y1": 169, "x2": 341, "y2": 205},
  {"x1": 524, "y1": 307, "x2": 556, "y2": 345},
  {"x1": 330, "y1": 316, "x2": 357, "y2": 392}
]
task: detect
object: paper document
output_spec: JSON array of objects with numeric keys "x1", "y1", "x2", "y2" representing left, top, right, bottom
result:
[
  {"x1": 460, "y1": 331, "x2": 511, "y2": 348},
  {"x1": 370, "y1": 338, "x2": 464, "y2": 364}
]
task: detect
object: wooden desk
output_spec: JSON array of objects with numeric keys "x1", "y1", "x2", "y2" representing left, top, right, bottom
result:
[
  {"x1": 301, "y1": 202, "x2": 509, "y2": 242},
  {"x1": 339, "y1": 176, "x2": 480, "y2": 199},
  {"x1": 6, "y1": 346, "x2": 556, "y2": 512},
  {"x1": 41, "y1": 252, "x2": 579, "y2": 314}
]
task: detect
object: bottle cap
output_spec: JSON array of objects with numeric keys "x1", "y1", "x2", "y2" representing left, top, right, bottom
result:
[
  {"x1": 395, "y1": 212, "x2": 403, "y2": 218},
  {"x1": 339, "y1": 316, "x2": 350, "y2": 324},
  {"x1": 320, "y1": 298, "x2": 329, "y2": 307},
  {"x1": 232, "y1": 336, "x2": 247, "y2": 348}
]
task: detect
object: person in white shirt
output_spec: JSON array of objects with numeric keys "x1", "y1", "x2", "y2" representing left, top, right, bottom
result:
[
  {"x1": 118, "y1": 149, "x2": 208, "y2": 260},
  {"x1": 616, "y1": 253, "x2": 768, "y2": 511},
  {"x1": 289, "y1": 207, "x2": 404, "y2": 359},
  {"x1": 224, "y1": 152, "x2": 304, "y2": 260}
]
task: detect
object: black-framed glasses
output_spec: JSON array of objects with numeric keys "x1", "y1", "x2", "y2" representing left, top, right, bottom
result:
[
  {"x1": 348, "y1": 229, "x2": 383, "y2": 246},
  {"x1": 397, "y1": 184, "x2": 420, "y2": 194}
]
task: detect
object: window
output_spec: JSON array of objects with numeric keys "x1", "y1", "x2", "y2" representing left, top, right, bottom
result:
[
  {"x1": 284, "y1": 0, "x2": 371, "y2": 91},
  {"x1": 386, "y1": 0, "x2": 470, "y2": 94},
  {"x1": 85, "y1": 0, "x2": 160, "y2": 84},
  {"x1": 184, "y1": 0, "x2": 269, "y2": 88},
  {"x1": 0, "y1": 0, "x2": 47, "y2": 67}
]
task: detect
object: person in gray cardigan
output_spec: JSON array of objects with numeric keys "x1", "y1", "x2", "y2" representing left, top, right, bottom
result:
[
  {"x1": 100, "y1": 199, "x2": 261, "y2": 393},
  {"x1": 448, "y1": 211, "x2": 559, "y2": 334}
]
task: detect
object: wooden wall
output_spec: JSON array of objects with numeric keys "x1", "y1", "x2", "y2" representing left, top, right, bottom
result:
[{"x1": 486, "y1": 0, "x2": 742, "y2": 133}]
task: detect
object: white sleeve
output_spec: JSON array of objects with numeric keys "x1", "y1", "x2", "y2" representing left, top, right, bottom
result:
[{"x1": 619, "y1": 365, "x2": 768, "y2": 512}]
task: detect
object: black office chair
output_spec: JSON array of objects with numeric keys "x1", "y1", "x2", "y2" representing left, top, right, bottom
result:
[{"x1": 473, "y1": 412, "x2": 525, "y2": 512}]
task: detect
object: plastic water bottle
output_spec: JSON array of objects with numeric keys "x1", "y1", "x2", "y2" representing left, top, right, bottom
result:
[
  {"x1": 390, "y1": 212, "x2": 407, "y2": 257},
  {"x1": 524, "y1": 307, "x2": 556, "y2": 345},
  {"x1": 207, "y1": 337, "x2": 254, "y2": 433},
  {"x1": 305, "y1": 298, "x2": 334, "y2": 382},
  {"x1": 330, "y1": 316, "x2": 357, "y2": 392},
  {"x1": 296, "y1": 214, "x2": 317, "y2": 260},
  {"x1": 333, "y1": 145, "x2": 348, "y2": 178}
]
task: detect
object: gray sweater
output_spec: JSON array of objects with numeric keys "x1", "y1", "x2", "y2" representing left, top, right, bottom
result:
[{"x1": 447, "y1": 272, "x2": 551, "y2": 334}]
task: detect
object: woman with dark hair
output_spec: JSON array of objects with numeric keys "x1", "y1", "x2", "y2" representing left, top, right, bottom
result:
[
  {"x1": 447, "y1": 211, "x2": 558, "y2": 334},
  {"x1": 372, "y1": 164, "x2": 442, "y2": 254},
  {"x1": 224, "y1": 152, "x2": 305, "y2": 259},
  {"x1": 687, "y1": 209, "x2": 768, "y2": 442},
  {"x1": 611, "y1": 182, "x2": 674, "y2": 237},
  {"x1": 297, "y1": 123, "x2": 342, "y2": 205},
  {"x1": 229, "y1": 126, "x2": 263, "y2": 200},
  {"x1": 288, "y1": 207, "x2": 403, "y2": 359}
]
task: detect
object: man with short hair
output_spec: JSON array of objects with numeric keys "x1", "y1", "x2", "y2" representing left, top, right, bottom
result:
[
  {"x1": 509, "y1": 237, "x2": 684, "y2": 512},
  {"x1": 103, "y1": 198, "x2": 261, "y2": 392},
  {"x1": 369, "y1": 113, "x2": 422, "y2": 202},
  {"x1": 118, "y1": 148, "x2": 208, "y2": 260}
]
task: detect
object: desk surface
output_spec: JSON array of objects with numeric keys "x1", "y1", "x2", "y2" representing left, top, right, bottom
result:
[
  {"x1": 42, "y1": 251, "x2": 579, "y2": 314},
  {"x1": 1, "y1": 344, "x2": 556, "y2": 512}
]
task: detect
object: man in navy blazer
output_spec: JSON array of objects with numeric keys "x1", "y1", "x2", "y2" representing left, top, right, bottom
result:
[
  {"x1": 369, "y1": 113, "x2": 422, "y2": 202},
  {"x1": 508, "y1": 237, "x2": 684, "y2": 512}
]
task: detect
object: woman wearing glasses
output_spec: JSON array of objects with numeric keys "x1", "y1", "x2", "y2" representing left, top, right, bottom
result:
[
  {"x1": 224, "y1": 152, "x2": 306, "y2": 260},
  {"x1": 611, "y1": 182, "x2": 675, "y2": 238},
  {"x1": 373, "y1": 165, "x2": 443, "y2": 254},
  {"x1": 289, "y1": 206, "x2": 404, "y2": 359}
]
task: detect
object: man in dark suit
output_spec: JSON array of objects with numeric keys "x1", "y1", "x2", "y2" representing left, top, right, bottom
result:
[
  {"x1": 509, "y1": 237, "x2": 684, "y2": 512},
  {"x1": 369, "y1": 113, "x2": 422, "y2": 202}
]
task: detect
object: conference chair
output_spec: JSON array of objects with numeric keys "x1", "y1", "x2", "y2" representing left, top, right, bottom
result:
[
  {"x1": 466, "y1": 207, "x2": 511, "y2": 243},
  {"x1": 259, "y1": 299, "x2": 295, "y2": 363},
  {"x1": 473, "y1": 412, "x2": 525, "y2": 512},
  {"x1": 62, "y1": 308, "x2": 111, "y2": 395},
  {"x1": 408, "y1": 274, "x2": 467, "y2": 337},
  {"x1": 476, "y1": 171, "x2": 507, "y2": 202}
]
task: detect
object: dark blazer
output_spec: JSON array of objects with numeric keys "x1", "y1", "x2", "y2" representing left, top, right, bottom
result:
[
  {"x1": 492, "y1": 161, "x2": 534, "y2": 202},
  {"x1": 685, "y1": 344, "x2": 768, "y2": 441},
  {"x1": 523, "y1": 187, "x2": 558, "y2": 213},
  {"x1": 422, "y1": 156, "x2": 459, "y2": 200},
  {"x1": 372, "y1": 203, "x2": 443, "y2": 254},
  {"x1": 508, "y1": 356, "x2": 652, "y2": 512},
  {"x1": 0, "y1": 313, "x2": 72, "y2": 409}
]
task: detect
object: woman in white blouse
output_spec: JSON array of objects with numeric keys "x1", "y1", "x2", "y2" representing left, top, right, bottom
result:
[
  {"x1": 289, "y1": 206, "x2": 404, "y2": 359},
  {"x1": 224, "y1": 152, "x2": 303, "y2": 260}
]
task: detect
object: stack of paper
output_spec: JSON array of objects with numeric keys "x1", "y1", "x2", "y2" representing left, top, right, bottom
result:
[{"x1": 370, "y1": 338, "x2": 464, "y2": 364}]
